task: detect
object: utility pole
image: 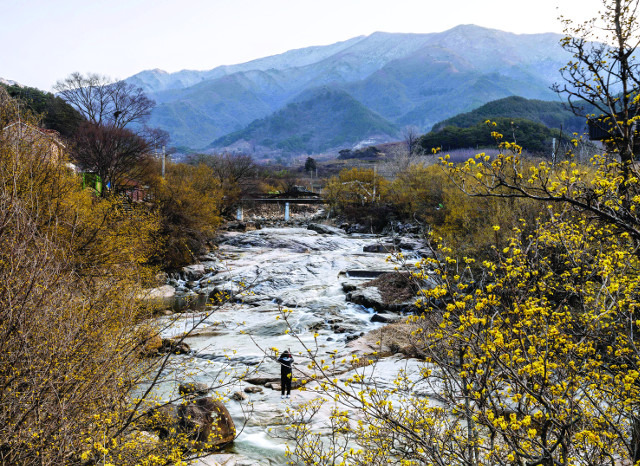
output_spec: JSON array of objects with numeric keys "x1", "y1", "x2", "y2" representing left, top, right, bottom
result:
[
  {"x1": 162, "y1": 145, "x2": 166, "y2": 178},
  {"x1": 373, "y1": 165, "x2": 377, "y2": 200}
]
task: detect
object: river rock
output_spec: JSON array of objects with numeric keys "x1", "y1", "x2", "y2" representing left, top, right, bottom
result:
[
  {"x1": 192, "y1": 454, "x2": 256, "y2": 466},
  {"x1": 141, "y1": 333, "x2": 163, "y2": 357},
  {"x1": 219, "y1": 228, "x2": 353, "y2": 253},
  {"x1": 363, "y1": 243, "x2": 396, "y2": 253},
  {"x1": 382, "y1": 222, "x2": 422, "y2": 235},
  {"x1": 226, "y1": 222, "x2": 247, "y2": 232},
  {"x1": 265, "y1": 382, "x2": 282, "y2": 391},
  {"x1": 346, "y1": 287, "x2": 385, "y2": 312},
  {"x1": 178, "y1": 397, "x2": 236, "y2": 449},
  {"x1": 161, "y1": 338, "x2": 191, "y2": 355},
  {"x1": 244, "y1": 386, "x2": 263, "y2": 394},
  {"x1": 231, "y1": 391, "x2": 247, "y2": 401},
  {"x1": 244, "y1": 375, "x2": 279, "y2": 386},
  {"x1": 398, "y1": 240, "x2": 423, "y2": 251},
  {"x1": 244, "y1": 313, "x2": 323, "y2": 337},
  {"x1": 347, "y1": 223, "x2": 368, "y2": 234},
  {"x1": 341, "y1": 283, "x2": 357, "y2": 292},
  {"x1": 371, "y1": 313, "x2": 399, "y2": 323},
  {"x1": 183, "y1": 264, "x2": 206, "y2": 280},
  {"x1": 307, "y1": 223, "x2": 345, "y2": 236},
  {"x1": 179, "y1": 382, "x2": 209, "y2": 396},
  {"x1": 140, "y1": 285, "x2": 176, "y2": 301}
]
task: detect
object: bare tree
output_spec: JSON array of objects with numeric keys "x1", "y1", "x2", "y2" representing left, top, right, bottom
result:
[
  {"x1": 190, "y1": 152, "x2": 257, "y2": 184},
  {"x1": 54, "y1": 72, "x2": 155, "y2": 129},
  {"x1": 73, "y1": 122, "x2": 152, "y2": 194},
  {"x1": 402, "y1": 125, "x2": 420, "y2": 155},
  {"x1": 553, "y1": 0, "x2": 640, "y2": 174},
  {"x1": 55, "y1": 73, "x2": 165, "y2": 194}
]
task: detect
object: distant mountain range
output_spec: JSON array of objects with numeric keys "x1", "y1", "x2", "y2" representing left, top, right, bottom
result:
[{"x1": 125, "y1": 25, "x2": 574, "y2": 155}]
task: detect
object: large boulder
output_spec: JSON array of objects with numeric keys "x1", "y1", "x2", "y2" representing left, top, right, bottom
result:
[
  {"x1": 139, "y1": 285, "x2": 176, "y2": 302},
  {"x1": 178, "y1": 397, "x2": 236, "y2": 449},
  {"x1": 143, "y1": 403, "x2": 180, "y2": 439}
]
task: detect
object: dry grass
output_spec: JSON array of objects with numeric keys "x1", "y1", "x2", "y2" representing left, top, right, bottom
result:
[{"x1": 354, "y1": 320, "x2": 427, "y2": 359}]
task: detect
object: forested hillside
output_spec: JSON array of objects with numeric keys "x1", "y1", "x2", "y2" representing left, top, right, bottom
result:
[
  {"x1": 417, "y1": 117, "x2": 562, "y2": 155},
  {"x1": 210, "y1": 87, "x2": 399, "y2": 154},
  {"x1": 1, "y1": 84, "x2": 83, "y2": 137},
  {"x1": 431, "y1": 95, "x2": 587, "y2": 133}
]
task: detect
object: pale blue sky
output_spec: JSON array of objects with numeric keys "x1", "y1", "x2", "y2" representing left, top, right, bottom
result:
[{"x1": 2, "y1": 0, "x2": 603, "y2": 91}]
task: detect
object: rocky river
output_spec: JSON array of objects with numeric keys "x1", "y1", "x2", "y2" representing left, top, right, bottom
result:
[{"x1": 149, "y1": 220, "x2": 433, "y2": 465}]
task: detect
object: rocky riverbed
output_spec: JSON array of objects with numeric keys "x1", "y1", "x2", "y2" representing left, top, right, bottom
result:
[{"x1": 145, "y1": 221, "x2": 434, "y2": 465}]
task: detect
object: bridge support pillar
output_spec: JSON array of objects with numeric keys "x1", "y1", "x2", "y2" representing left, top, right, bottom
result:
[
  {"x1": 284, "y1": 202, "x2": 290, "y2": 221},
  {"x1": 236, "y1": 206, "x2": 243, "y2": 221}
]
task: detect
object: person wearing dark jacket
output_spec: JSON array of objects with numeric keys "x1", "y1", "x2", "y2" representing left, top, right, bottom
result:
[{"x1": 277, "y1": 349, "x2": 294, "y2": 399}]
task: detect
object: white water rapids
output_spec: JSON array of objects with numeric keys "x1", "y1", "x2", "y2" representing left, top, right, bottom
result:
[{"x1": 151, "y1": 226, "x2": 429, "y2": 465}]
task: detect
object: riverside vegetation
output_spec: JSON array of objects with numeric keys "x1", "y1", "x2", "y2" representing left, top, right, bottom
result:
[
  {"x1": 3, "y1": 0, "x2": 640, "y2": 465},
  {"x1": 277, "y1": 1, "x2": 640, "y2": 465},
  {"x1": 0, "y1": 87, "x2": 246, "y2": 465}
]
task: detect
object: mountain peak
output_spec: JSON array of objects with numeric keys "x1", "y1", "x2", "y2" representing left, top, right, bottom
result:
[{"x1": 133, "y1": 27, "x2": 572, "y2": 151}]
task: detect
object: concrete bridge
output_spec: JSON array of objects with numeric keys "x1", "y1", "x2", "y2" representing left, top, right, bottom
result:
[{"x1": 236, "y1": 196, "x2": 326, "y2": 221}]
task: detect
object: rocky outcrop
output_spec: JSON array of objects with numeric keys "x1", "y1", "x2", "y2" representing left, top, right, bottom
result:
[
  {"x1": 307, "y1": 223, "x2": 345, "y2": 236},
  {"x1": 145, "y1": 383, "x2": 235, "y2": 451},
  {"x1": 346, "y1": 287, "x2": 386, "y2": 312},
  {"x1": 344, "y1": 272, "x2": 427, "y2": 314},
  {"x1": 178, "y1": 398, "x2": 236, "y2": 449}
]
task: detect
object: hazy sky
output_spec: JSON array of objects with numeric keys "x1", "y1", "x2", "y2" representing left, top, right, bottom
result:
[{"x1": 2, "y1": 0, "x2": 604, "y2": 91}]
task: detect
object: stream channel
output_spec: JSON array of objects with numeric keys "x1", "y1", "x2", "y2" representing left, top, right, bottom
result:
[{"x1": 153, "y1": 225, "x2": 430, "y2": 465}]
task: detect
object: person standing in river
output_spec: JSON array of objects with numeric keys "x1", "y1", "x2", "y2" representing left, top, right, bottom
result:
[{"x1": 277, "y1": 349, "x2": 294, "y2": 399}]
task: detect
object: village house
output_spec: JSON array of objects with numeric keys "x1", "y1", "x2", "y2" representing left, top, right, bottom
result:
[{"x1": 1, "y1": 121, "x2": 66, "y2": 164}]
